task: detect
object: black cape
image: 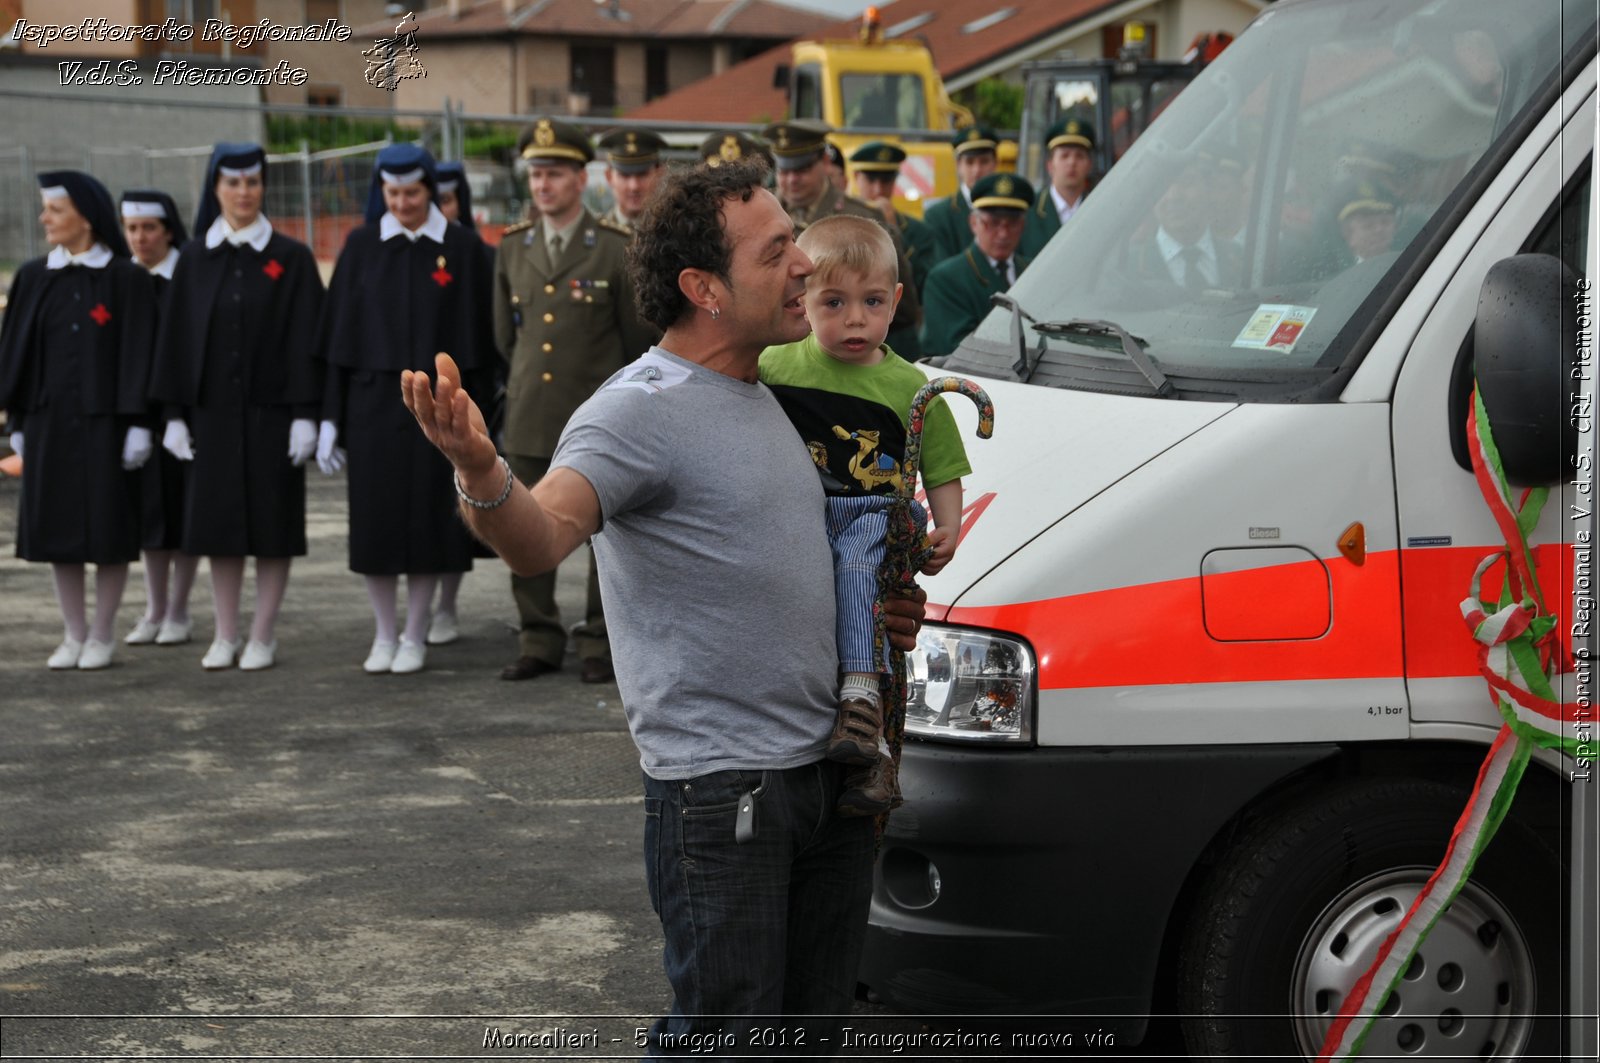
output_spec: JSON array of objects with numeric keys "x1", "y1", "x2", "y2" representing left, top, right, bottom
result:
[
  {"x1": 318, "y1": 219, "x2": 495, "y2": 575},
  {"x1": 149, "y1": 229, "x2": 325, "y2": 557},
  {"x1": 0, "y1": 255, "x2": 156, "y2": 563}
]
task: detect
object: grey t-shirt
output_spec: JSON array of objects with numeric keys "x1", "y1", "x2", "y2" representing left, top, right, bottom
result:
[{"x1": 551, "y1": 347, "x2": 839, "y2": 780}]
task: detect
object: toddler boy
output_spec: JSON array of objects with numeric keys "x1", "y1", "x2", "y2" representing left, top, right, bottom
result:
[{"x1": 760, "y1": 214, "x2": 970, "y2": 815}]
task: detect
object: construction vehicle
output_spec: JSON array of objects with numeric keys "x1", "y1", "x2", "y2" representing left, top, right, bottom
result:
[
  {"x1": 774, "y1": 6, "x2": 973, "y2": 217},
  {"x1": 1016, "y1": 22, "x2": 1232, "y2": 190}
]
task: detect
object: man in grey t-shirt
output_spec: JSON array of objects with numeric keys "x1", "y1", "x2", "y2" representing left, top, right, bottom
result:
[{"x1": 403, "y1": 158, "x2": 924, "y2": 1056}]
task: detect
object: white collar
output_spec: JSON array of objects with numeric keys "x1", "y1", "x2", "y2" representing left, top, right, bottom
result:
[
  {"x1": 149, "y1": 247, "x2": 179, "y2": 279},
  {"x1": 380, "y1": 202, "x2": 448, "y2": 243},
  {"x1": 205, "y1": 214, "x2": 273, "y2": 251},
  {"x1": 1050, "y1": 184, "x2": 1084, "y2": 221},
  {"x1": 1156, "y1": 227, "x2": 1216, "y2": 264},
  {"x1": 46, "y1": 242, "x2": 113, "y2": 270}
]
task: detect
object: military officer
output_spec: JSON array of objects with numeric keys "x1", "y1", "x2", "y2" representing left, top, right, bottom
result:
[
  {"x1": 595, "y1": 127, "x2": 668, "y2": 234},
  {"x1": 847, "y1": 140, "x2": 936, "y2": 360},
  {"x1": 1021, "y1": 118, "x2": 1094, "y2": 258},
  {"x1": 493, "y1": 117, "x2": 656, "y2": 683},
  {"x1": 762, "y1": 119, "x2": 921, "y2": 355},
  {"x1": 922, "y1": 125, "x2": 1000, "y2": 265},
  {"x1": 921, "y1": 172, "x2": 1034, "y2": 359}
]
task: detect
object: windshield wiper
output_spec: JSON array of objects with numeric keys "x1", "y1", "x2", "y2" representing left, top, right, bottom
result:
[
  {"x1": 1033, "y1": 318, "x2": 1175, "y2": 397},
  {"x1": 988, "y1": 292, "x2": 1048, "y2": 382}
]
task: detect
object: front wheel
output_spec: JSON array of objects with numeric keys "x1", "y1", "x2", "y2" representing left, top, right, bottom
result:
[{"x1": 1178, "y1": 778, "x2": 1562, "y2": 1060}]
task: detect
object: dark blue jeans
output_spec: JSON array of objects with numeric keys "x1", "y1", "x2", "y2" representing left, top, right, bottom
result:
[{"x1": 643, "y1": 760, "x2": 874, "y2": 1059}]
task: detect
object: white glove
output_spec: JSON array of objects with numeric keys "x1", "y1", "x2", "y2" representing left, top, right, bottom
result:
[
  {"x1": 162, "y1": 418, "x2": 194, "y2": 461},
  {"x1": 315, "y1": 419, "x2": 347, "y2": 475},
  {"x1": 121, "y1": 426, "x2": 153, "y2": 470},
  {"x1": 7, "y1": 431, "x2": 21, "y2": 459},
  {"x1": 288, "y1": 418, "x2": 317, "y2": 467}
]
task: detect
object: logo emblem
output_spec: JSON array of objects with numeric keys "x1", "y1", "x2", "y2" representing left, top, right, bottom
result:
[
  {"x1": 775, "y1": 128, "x2": 790, "y2": 149},
  {"x1": 996, "y1": 176, "x2": 1014, "y2": 196},
  {"x1": 877, "y1": 147, "x2": 893, "y2": 162},
  {"x1": 719, "y1": 135, "x2": 742, "y2": 162},
  {"x1": 535, "y1": 120, "x2": 555, "y2": 148}
]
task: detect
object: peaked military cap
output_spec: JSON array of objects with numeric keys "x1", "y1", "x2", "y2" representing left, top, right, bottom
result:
[
  {"x1": 699, "y1": 131, "x2": 769, "y2": 169},
  {"x1": 597, "y1": 128, "x2": 667, "y2": 174},
  {"x1": 952, "y1": 126, "x2": 999, "y2": 157},
  {"x1": 761, "y1": 119, "x2": 834, "y2": 170},
  {"x1": 1046, "y1": 118, "x2": 1096, "y2": 152},
  {"x1": 517, "y1": 117, "x2": 594, "y2": 165},
  {"x1": 849, "y1": 141, "x2": 906, "y2": 172},
  {"x1": 1335, "y1": 179, "x2": 1396, "y2": 223},
  {"x1": 970, "y1": 172, "x2": 1034, "y2": 212}
]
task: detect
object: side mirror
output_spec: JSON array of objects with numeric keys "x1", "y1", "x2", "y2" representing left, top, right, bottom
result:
[
  {"x1": 1472, "y1": 253, "x2": 1581, "y2": 487},
  {"x1": 773, "y1": 63, "x2": 791, "y2": 93}
]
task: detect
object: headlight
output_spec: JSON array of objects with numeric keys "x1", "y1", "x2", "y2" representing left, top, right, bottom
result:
[{"x1": 903, "y1": 624, "x2": 1034, "y2": 743}]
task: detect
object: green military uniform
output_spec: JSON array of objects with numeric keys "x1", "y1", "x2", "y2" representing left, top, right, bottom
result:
[
  {"x1": 1021, "y1": 118, "x2": 1095, "y2": 259},
  {"x1": 920, "y1": 172, "x2": 1034, "y2": 359},
  {"x1": 765, "y1": 120, "x2": 923, "y2": 358},
  {"x1": 922, "y1": 126, "x2": 998, "y2": 265},
  {"x1": 495, "y1": 119, "x2": 656, "y2": 672}
]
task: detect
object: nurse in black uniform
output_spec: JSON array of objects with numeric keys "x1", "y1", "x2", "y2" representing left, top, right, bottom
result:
[
  {"x1": 119, "y1": 188, "x2": 202, "y2": 649},
  {"x1": 0, "y1": 172, "x2": 157, "y2": 670},
  {"x1": 317, "y1": 144, "x2": 494, "y2": 674},
  {"x1": 150, "y1": 143, "x2": 325, "y2": 672}
]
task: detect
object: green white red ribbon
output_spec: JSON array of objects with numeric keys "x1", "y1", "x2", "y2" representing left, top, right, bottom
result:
[{"x1": 1316, "y1": 386, "x2": 1577, "y2": 1061}]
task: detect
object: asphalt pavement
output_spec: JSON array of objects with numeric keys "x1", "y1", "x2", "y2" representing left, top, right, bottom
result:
[{"x1": 0, "y1": 467, "x2": 1194, "y2": 1061}]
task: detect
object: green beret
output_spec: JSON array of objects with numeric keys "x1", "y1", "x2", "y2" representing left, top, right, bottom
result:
[
  {"x1": 597, "y1": 128, "x2": 666, "y2": 174},
  {"x1": 970, "y1": 172, "x2": 1034, "y2": 212},
  {"x1": 849, "y1": 141, "x2": 906, "y2": 172},
  {"x1": 517, "y1": 117, "x2": 594, "y2": 165}
]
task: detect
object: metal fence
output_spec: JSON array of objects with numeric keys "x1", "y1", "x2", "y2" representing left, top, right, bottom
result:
[{"x1": 0, "y1": 90, "x2": 751, "y2": 271}]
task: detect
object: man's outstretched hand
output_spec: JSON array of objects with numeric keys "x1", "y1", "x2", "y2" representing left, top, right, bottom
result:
[{"x1": 401, "y1": 353, "x2": 499, "y2": 488}]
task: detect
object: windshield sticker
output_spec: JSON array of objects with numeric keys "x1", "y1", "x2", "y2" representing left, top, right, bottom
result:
[{"x1": 1234, "y1": 305, "x2": 1317, "y2": 353}]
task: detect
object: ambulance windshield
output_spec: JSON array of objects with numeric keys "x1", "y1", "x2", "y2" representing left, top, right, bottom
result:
[{"x1": 949, "y1": 0, "x2": 1596, "y2": 401}]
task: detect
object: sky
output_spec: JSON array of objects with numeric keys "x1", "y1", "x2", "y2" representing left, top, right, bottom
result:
[{"x1": 776, "y1": 0, "x2": 889, "y2": 18}]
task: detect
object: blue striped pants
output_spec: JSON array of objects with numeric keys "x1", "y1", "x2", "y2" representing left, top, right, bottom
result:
[{"x1": 826, "y1": 493, "x2": 927, "y2": 675}]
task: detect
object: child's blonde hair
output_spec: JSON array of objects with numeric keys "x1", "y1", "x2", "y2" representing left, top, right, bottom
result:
[{"x1": 797, "y1": 213, "x2": 898, "y2": 289}]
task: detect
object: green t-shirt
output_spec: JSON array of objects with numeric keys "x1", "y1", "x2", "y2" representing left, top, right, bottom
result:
[{"x1": 759, "y1": 333, "x2": 970, "y2": 495}]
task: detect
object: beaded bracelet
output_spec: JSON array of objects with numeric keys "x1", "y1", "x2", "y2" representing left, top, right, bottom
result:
[{"x1": 454, "y1": 455, "x2": 515, "y2": 510}]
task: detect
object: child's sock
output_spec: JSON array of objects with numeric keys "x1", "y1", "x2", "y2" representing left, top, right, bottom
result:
[{"x1": 841, "y1": 673, "x2": 880, "y2": 706}]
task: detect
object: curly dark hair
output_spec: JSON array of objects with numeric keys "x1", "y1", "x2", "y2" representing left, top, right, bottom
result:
[{"x1": 627, "y1": 155, "x2": 771, "y2": 330}]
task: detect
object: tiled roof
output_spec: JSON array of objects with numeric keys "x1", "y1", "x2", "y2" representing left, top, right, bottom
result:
[
  {"x1": 363, "y1": 0, "x2": 832, "y2": 41},
  {"x1": 627, "y1": 0, "x2": 1119, "y2": 122}
]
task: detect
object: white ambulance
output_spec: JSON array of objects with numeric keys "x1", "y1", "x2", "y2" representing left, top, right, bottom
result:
[{"x1": 860, "y1": 0, "x2": 1597, "y2": 1058}]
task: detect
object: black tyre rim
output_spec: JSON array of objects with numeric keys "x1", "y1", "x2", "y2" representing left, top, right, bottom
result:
[{"x1": 1291, "y1": 867, "x2": 1536, "y2": 1059}]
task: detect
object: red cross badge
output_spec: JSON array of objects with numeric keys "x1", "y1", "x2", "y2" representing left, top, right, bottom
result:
[
  {"x1": 262, "y1": 259, "x2": 284, "y2": 281},
  {"x1": 89, "y1": 303, "x2": 112, "y2": 326},
  {"x1": 431, "y1": 265, "x2": 453, "y2": 287}
]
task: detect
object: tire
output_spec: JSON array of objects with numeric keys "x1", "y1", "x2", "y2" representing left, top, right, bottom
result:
[{"x1": 1177, "y1": 777, "x2": 1563, "y2": 1060}]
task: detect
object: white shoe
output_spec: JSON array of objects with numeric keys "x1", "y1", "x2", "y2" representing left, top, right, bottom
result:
[
  {"x1": 201, "y1": 637, "x2": 243, "y2": 670},
  {"x1": 77, "y1": 639, "x2": 114, "y2": 670},
  {"x1": 155, "y1": 617, "x2": 193, "y2": 645},
  {"x1": 425, "y1": 610, "x2": 459, "y2": 646},
  {"x1": 391, "y1": 638, "x2": 426, "y2": 674},
  {"x1": 47, "y1": 638, "x2": 84, "y2": 670},
  {"x1": 238, "y1": 639, "x2": 277, "y2": 671},
  {"x1": 125, "y1": 617, "x2": 161, "y2": 645},
  {"x1": 363, "y1": 638, "x2": 398, "y2": 674}
]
